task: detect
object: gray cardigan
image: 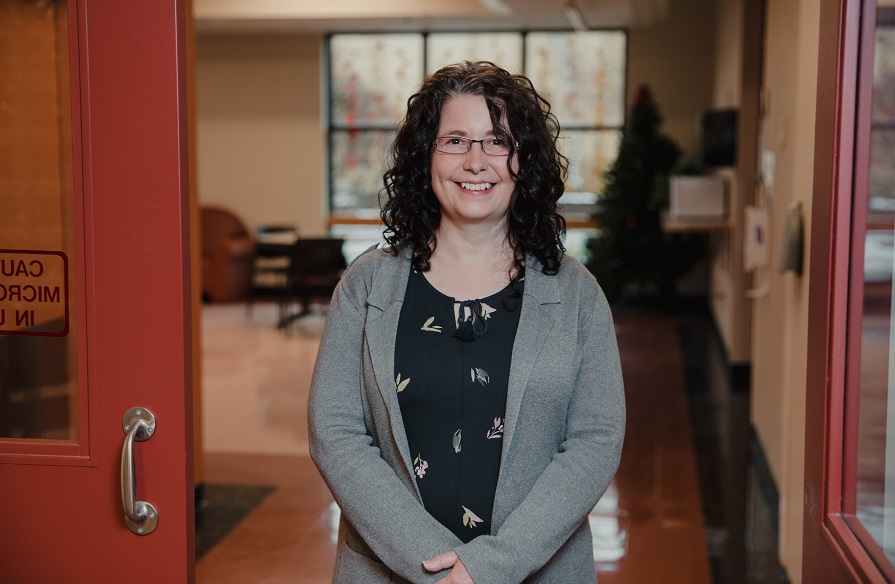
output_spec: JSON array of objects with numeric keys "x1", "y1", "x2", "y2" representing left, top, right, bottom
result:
[{"x1": 308, "y1": 247, "x2": 625, "y2": 584}]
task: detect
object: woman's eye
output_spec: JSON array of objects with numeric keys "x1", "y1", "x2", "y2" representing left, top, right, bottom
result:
[
  {"x1": 448, "y1": 138, "x2": 463, "y2": 145},
  {"x1": 491, "y1": 138, "x2": 505, "y2": 146}
]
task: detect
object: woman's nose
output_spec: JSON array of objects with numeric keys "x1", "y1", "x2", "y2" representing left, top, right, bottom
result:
[{"x1": 463, "y1": 142, "x2": 489, "y2": 171}]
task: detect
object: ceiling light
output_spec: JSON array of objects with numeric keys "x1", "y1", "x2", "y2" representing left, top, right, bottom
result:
[
  {"x1": 564, "y1": 0, "x2": 587, "y2": 31},
  {"x1": 477, "y1": 0, "x2": 512, "y2": 16}
]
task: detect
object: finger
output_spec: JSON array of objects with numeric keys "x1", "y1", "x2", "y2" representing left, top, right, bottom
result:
[
  {"x1": 435, "y1": 566, "x2": 472, "y2": 584},
  {"x1": 423, "y1": 550, "x2": 458, "y2": 573},
  {"x1": 450, "y1": 559, "x2": 474, "y2": 584}
]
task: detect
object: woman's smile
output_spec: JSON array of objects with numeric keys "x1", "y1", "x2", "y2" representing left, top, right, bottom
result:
[{"x1": 458, "y1": 181, "x2": 494, "y2": 192}]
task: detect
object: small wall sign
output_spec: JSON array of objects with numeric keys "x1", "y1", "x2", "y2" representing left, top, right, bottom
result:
[{"x1": 0, "y1": 250, "x2": 69, "y2": 336}]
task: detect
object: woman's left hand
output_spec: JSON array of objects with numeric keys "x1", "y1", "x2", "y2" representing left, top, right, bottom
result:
[{"x1": 423, "y1": 551, "x2": 474, "y2": 583}]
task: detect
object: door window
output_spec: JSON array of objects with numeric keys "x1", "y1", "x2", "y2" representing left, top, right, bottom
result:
[
  {"x1": 0, "y1": 0, "x2": 79, "y2": 442},
  {"x1": 847, "y1": 4, "x2": 895, "y2": 576}
]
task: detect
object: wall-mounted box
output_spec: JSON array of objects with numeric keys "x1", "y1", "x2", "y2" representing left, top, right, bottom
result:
[{"x1": 669, "y1": 176, "x2": 727, "y2": 219}]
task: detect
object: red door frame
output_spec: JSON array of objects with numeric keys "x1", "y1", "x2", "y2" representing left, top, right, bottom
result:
[
  {"x1": 0, "y1": 0, "x2": 194, "y2": 581},
  {"x1": 804, "y1": 0, "x2": 889, "y2": 581}
]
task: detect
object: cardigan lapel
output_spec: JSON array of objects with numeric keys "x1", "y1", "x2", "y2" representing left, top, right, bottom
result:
[
  {"x1": 363, "y1": 247, "x2": 419, "y2": 495},
  {"x1": 500, "y1": 256, "x2": 560, "y2": 467}
]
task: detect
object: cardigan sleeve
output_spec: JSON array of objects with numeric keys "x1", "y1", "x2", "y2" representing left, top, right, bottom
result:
[
  {"x1": 454, "y1": 290, "x2": 626, "y2": 582},
  {"x1": 308, "y1": 279, "x2": 463, "y2": 583}
]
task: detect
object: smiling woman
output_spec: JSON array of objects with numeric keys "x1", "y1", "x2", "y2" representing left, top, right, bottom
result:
[{"x1": 308, "y1": 61, "x2": 626, "y2": 584}]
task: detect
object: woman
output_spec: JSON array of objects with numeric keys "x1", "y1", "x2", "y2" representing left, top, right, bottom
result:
[{"x1": 308, "y1": 61, "x2": 625, "y2": 584}]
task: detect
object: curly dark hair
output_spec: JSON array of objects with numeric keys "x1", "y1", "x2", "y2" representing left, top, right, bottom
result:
[{"x1": 381, "y1": 61, "x2": 568, "y2": 276}]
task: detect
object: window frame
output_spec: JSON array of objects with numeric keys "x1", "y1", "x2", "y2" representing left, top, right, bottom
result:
[
  {"x1": 324, "y1": 30, "x2": 629, "y2": 230},
  {"x1": 807, "y1": 0, "x2": 895, "y2": 581}
]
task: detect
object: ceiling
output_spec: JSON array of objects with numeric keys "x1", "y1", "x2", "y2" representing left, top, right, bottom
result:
[{"x1": 194, "y1": 0, "x2": 671, "y2": 33}]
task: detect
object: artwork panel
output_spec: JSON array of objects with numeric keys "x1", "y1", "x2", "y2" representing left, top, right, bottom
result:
[
  {"x1": 331, "y1": 130, "x2": 395, "y2": 215},
  {"x1": 426, "y1": 33, "x2": 524, "y2": 74},
  {"x1": 330, "y1": 34, "x2": 424, "y2": 127},
  {"x1": 525, "y1": 31, "x2": 626, "y2": 127},
  {"x1": 559, "y1": 129, "x2": 622, "y2": 197}
]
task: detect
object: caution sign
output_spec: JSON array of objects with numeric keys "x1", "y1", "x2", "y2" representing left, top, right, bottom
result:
[{"x1": 0, "y1": 250, "x2": 69, "y2": 336}]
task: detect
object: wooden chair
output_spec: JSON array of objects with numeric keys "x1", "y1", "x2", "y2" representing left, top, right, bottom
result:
[
  {"x1": 247, "y1": 224, "x2": 298, "y2": 318},
  {"x1": 278, "y1": 238, "x2": 346, "y2": 330}
]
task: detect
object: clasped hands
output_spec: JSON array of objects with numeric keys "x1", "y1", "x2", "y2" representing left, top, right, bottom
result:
[{"x1": 423, "y1": 550, "x2": 474, "y2": 583}]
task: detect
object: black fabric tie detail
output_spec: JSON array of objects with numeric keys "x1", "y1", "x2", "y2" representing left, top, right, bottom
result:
[{"x1": 452, "y1": 299, "x2": 487, "y2": 342}]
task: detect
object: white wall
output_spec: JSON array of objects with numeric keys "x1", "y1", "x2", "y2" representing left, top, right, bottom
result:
[
  {"x1": 707, "y1": 0, "x2": 759, "y2": 365},
  {"x1": 627, "y1": 0, "x2": 717, "y2": 159},
  {"x1": 708, "y1": 1, "x2": 822, "y2": 579},
  {"x1": 748, "y1": 1, "x2": 820, "y2": 581},
  {"x1": 196, "y1": 33, "x2": 326, "y2": 235}
]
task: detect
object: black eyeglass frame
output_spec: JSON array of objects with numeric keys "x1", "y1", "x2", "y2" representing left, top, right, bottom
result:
[{"x1": 432, "y1": 136, "x2": 520, "y2": 156}]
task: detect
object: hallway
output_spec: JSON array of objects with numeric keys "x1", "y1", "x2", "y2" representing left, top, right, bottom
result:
[{"x1": 195, "y1": 301, "x2": 781, "y2": 583}]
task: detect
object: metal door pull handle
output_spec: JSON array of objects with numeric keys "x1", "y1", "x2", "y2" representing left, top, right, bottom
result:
[{"x1": 120, "y1": 407, "x2": 159, "y2": 535}]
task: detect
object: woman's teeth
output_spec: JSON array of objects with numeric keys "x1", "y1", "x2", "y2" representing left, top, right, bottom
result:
[{"x1": 460, "y1": 182, "x2": 493, "y2": 191}]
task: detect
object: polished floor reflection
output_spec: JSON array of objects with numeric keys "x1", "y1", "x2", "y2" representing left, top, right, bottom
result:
[
  {"x1": 677, "y1": 310, "x2": 785, "y2": 583},
  {"x1": 196, "y1": 302, "x2": 767, "y2": 583}
]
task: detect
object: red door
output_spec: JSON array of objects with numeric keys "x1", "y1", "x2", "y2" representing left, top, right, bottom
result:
[
  {"x1": 804, "y1": 0, "x2": 894, "y2": 580},
  {"x1": 0, "y1": 0, "x2": 193, "y2": 581}
]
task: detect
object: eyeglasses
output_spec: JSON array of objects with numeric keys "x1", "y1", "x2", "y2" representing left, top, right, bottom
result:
[{"x1": 433, "y1": 136, "x2": 517, "y2": 156}]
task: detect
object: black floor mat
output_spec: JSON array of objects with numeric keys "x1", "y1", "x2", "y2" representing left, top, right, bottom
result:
[{"x1": 195, "y1": 483, "x2": 276, "y2": 560}]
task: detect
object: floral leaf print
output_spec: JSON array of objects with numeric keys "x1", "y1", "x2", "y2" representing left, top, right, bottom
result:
[
  {"x1": 486, "y1": 417, "x2": 504, "y2": 439},
  {"x1": 480, "y1": 302, "x2": 496, "y2": 320},
  {"x1": 395, "y1": 373, "x2": 411, "y2": 393},
  {"x1": 420, "y1": 316, "x2": 442, "y2": 333},
  {"x1": 461, "y1": 505, "x2": 483, "y2": 528},
  {"x1": 452, "y1": 429, "x2": 462, "y2": 453},
  {"x1": 413, "y1": 454, "x2": 428, "y2": 478},
  {"x1": 471, "y1": 367, "x2": 490, "y2": 386}
]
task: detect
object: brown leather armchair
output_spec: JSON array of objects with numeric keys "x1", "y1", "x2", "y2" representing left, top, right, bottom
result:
[{"x1": 201, "y1": 205, "x2": 256, "y2": 302}]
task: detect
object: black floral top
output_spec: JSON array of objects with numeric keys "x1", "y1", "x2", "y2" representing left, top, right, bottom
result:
[{"x1": 395, "y1": 268, "x2": 522, "y2": 543}]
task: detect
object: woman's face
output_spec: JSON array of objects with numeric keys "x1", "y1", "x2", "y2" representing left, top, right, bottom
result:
[{"x1": 430, "y1": 94, "x2": 518, "y2": 231}]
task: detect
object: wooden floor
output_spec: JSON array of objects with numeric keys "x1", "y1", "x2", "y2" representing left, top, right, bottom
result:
[{"x1": 196, "y1": 304, "x2": 711, "y2": 583}]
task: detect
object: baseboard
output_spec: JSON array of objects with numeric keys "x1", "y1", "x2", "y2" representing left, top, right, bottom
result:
[
  {"x1": 749, "y1": 429, "x2": 779, "y2": 533},
  {"x1": 704, "y1": 316, "x2": 751, "y2": 392}
]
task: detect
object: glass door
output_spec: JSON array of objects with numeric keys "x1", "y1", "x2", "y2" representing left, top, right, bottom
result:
[
  {"x1": 0, "y1": 0, "x2": 194, "y2": 580},
  {"x1": 846, "y1": 3, "x2": 895, "y2": 577},
  {"x1": 0, "y1": 0, "x2": 84, "y2": 451},
  {"x1": 805, "y1": 1, "x2": 895, "y2": 580}
]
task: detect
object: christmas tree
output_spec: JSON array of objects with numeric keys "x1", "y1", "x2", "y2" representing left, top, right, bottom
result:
[{"x1": 586, "y1": 85, "x2": 701, "y2": 302}]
